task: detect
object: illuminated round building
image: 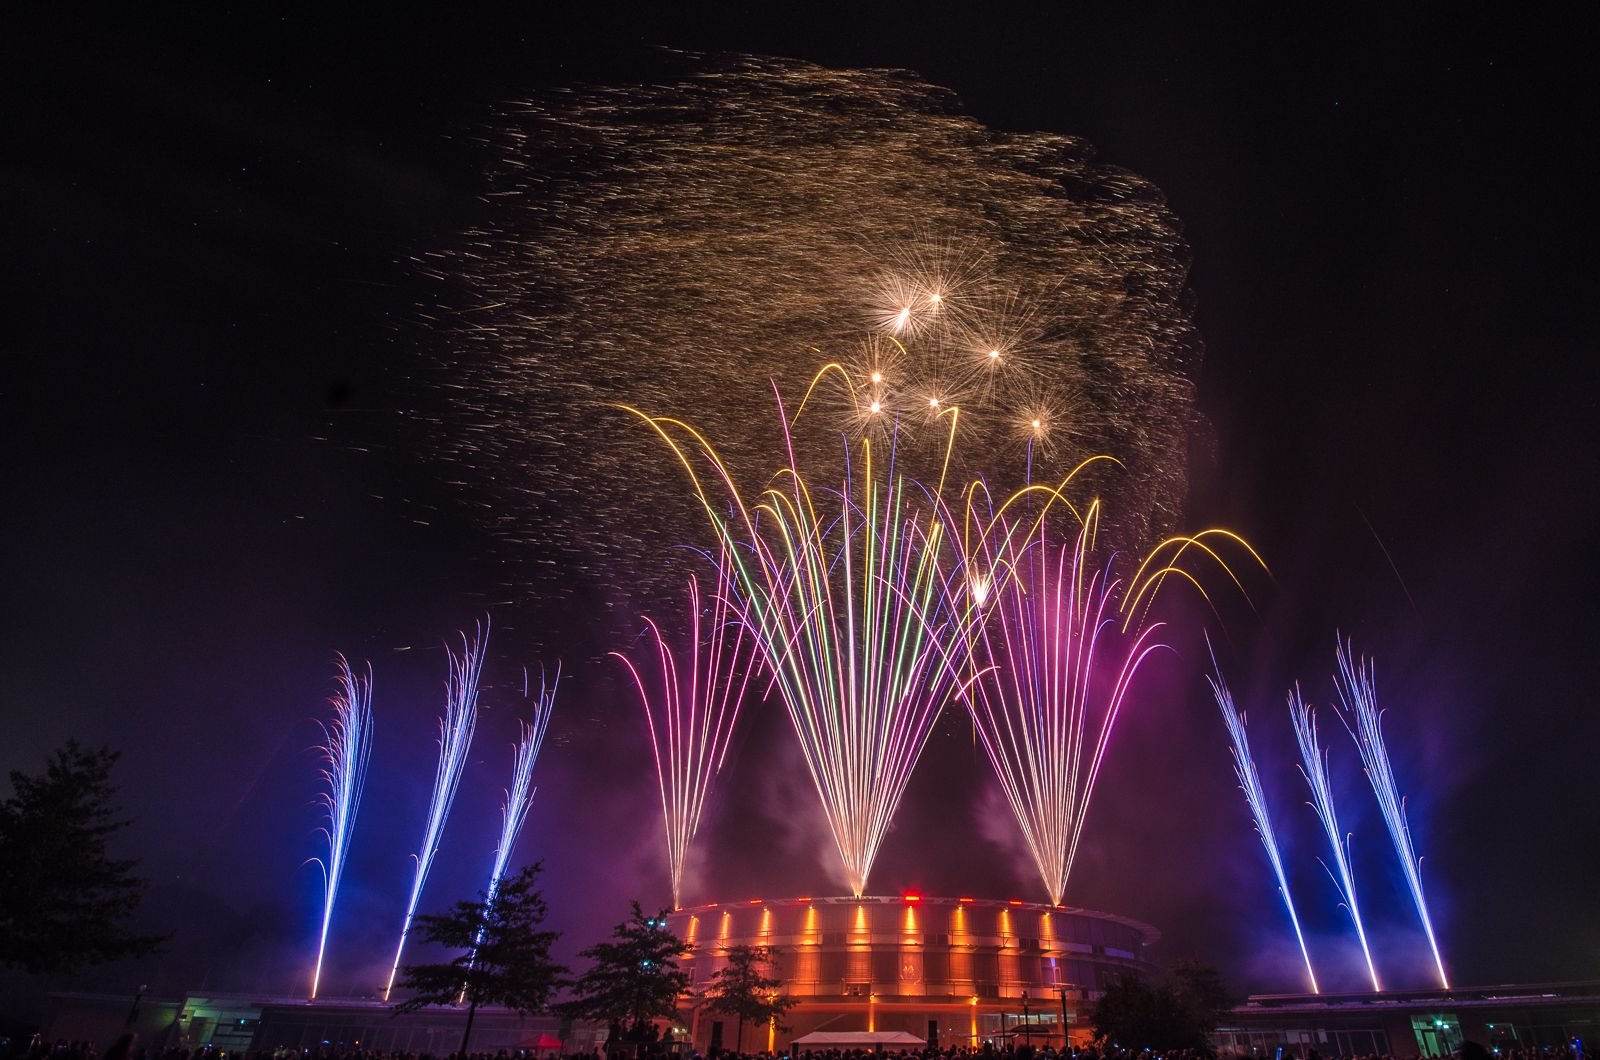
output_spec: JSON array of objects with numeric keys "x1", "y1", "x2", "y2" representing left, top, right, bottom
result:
[{"x1": 667, "y1": 895, "x2": 1158, "y2": 1052}]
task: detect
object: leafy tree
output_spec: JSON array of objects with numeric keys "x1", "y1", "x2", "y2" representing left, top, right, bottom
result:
[
  {"x1": 0, "y1": 742, "x2": 165, "y2": 973},
  {"x1": 560, "y1": 902, "x2": 688, "y2": 1044},
  {"x1": 705, "y1": 944, "x2": 795, "y2": 1053},
  {"x1": 394, "y1": 864, "x2": 567, "y2": 1057},
  {"x1": 1091, "y1": 964, "x2": 1231, "y2": 1053},
  {"x1": 1092, "y1": 975, "x2": 1160, "y2": 1049},
  {"x1": 1171, "y1": 959, "x2": 1234, "y2": 1034}
]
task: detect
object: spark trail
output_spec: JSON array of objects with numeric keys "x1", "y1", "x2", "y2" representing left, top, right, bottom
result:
[
  {"x1": 439, "y1": 58, "x2": 1206, "y2": 622},
  {"x1": 956, "y1": 499, "x2": 1164, "y2": 906},
  {"x1": 948, "y1": 470, "x2": 1263, "y2": 907},
  {"x1": 481, "y1": 664, "x2": 558, "y2": 907},
  {"x1": 458, "y1": 664, "x2": 558, "y2": 1001},
  {"x1": 631, "y1": 372, "x2": 978, "y2": 896},
  {"x1": 1333, "y1": 637, "x2": 1448, "y2": 989},
  {"x1": 309, "y1": 654, "x2": 374, "y2": 999},
  {"x1": 1291, "y1": 686, "x2": 1380, "y2": 992},
  {"x1": 1207, "y1": 652, "x2": 1318, "y2": 994},
  {"x1": 383, "y1": 623, "x2": 486, "y2": 1001},
  {"x1": 614, "y1": 566, "x2": 757, "y2": 909}
]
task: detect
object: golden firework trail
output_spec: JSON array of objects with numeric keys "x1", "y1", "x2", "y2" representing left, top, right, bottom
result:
[
  {"x1": 444, "y1": 59, "x2": 1204, "y2": 621},
  {"x1": 628, "y1": 368, "x2": 983, "y2": 896}
]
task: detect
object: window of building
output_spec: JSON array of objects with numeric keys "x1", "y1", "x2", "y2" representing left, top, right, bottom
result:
[{"x1": 1412, "y1": 1015, "x2": 1463, "y2": 1057}]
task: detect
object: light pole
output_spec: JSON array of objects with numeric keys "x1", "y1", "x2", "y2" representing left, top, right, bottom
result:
[
  {"x1": 124, "y1": 984, "x2": 147, "y2": 1029},
  {"x1": 1022, "y1": 992, "x2": 1031, "y2": 1049}
]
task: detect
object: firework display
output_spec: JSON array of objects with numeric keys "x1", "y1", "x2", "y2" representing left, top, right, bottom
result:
[
  {"x1": 1291, "y1": 686, "x2": 1381, "y2": 992},
  {"x1": 425, "y1": 51, "x2": 1252, "y2": 919},
  {"x1": 309, "y1": 655, "x2": 374, "y2": 1000},
  {"x1": 434, "y1": 57, "x2": 1203, "y2": 625},
  {"x1": 1207, "y1": 653, "x2": 1318, "y2": 994},
  {"x1": 613, "y1": 566, "x2": 757, "y2": 910},
  {"x1": 382, "y1": 624, "x2": 487, "y2": 1001},
  {"x1": 1333, "y1": 638, "x2": 1449, "y2": 989},
  {"x1": 281, "y1": 56, "x2": 1457, "y2": 999}
]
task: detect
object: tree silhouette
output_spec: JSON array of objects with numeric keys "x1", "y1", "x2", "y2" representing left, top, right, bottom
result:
[
  {"x1": 560, "y1": 902, "x2": 688, "y2": 1047},
  {"x1": 1170, "y1": 959, "x2": 1234, "y2": 1034},
  {"x1": 0, "y1": 742, "x2": 164, "y2": 973},
  {"x1": 1090, "y1": 963, "x2": 1233, "y2": 1051},
  {"x1": 393, "y1": 864, "x2": 566, "y2": 1057}
]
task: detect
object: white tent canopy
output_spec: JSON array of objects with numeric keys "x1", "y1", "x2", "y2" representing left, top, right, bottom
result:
[{"x1": 791, "y1": 1032, "x2": 927, "y2": 1047}]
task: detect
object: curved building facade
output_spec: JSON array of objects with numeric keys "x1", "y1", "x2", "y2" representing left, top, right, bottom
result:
[{"x1": 666, "y1": 895, "x2": 1158, "y2": 1051}]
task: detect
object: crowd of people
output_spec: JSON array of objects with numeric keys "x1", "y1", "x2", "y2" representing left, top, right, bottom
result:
[{"x1": 6, "y1": 1037, "x2": 1590, "y2": 1060}]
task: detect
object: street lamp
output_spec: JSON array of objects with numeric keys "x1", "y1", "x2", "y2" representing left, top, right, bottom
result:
[{"x1": 1022, "y1": 992, "x2": 1031, "y2": 1048}]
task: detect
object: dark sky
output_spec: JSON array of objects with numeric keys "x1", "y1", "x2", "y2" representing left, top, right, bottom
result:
[{"x1": 4, "y1": 5, "x2": 1597, "y2": 1003}]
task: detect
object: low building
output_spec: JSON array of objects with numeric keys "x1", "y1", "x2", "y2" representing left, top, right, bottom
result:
[
  {"x1": 1216, "y1": 981, "x2": 1600, "y2": 1058},
  {"x1": 664, "y1": 894, "x2": 1159, "y2": 1052},
  {"x1": 43, "y1": 992, "x2": 598, "y2": 1057}
]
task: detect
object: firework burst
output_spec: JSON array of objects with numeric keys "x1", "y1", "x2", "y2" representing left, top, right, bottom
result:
[
  {"x1": 614, "y1": 565, "x2": 757, "y2": 909},
  {"x1": 1333, "y1": 637, "x2": 1448, "y2": 989},
  {"x1": 382, "y1": 622, "x2": 486, "y2": 1000},
  {"x1": 955, "y1": 499, "x2": 1166, "y2": 906},
  {"x1": 1291, "y1": 685, "x2": 1381, "y2": 992},
  {"x1": 309, "y1": 654, "x2": 374, "y2": 999},
  {"x1": 630, "y1": 372, "x2": 979, "y2": 896},
  {"x1": 434, "y1": 57, "x2": 1203, "y2": 623},
  {"x1": 945, "y1": 467, "x2": 1263, "y2": 907}
]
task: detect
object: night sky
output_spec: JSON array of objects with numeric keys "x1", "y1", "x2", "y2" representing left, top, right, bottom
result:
[{"x1": 5, "y1": 6, "x2": 1597, "y2": 1002}]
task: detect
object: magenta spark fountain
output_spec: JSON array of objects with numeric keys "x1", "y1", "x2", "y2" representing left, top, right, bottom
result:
[
  {"x1": 957, "y1": 500, "x2": 1167, "y2": 906},
  {"x1": 614, "y1": 566, "x2": 756, "y2": 909}
]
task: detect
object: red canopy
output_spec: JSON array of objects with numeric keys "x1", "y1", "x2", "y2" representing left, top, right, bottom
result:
[{"x1": 521, "y1": 1033, "x2": 563, "y2": 1050}]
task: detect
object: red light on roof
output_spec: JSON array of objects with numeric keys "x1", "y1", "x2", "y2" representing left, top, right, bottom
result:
[
  {"x1": 749, "y1": 898, "x2": 761, "y2": 904},
  {"x1": 1008, "y1": 899, "x2": 1023, "y2": 905},
  {"x1": 796, "y1": 897, "x2": 812, "y2": 902},
  {"x1": 904, "y1": 894, "x2": 921, "y2": 904},
  {"x1": 957, "y1": 897, "x2": 974, "y2": 903}
]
